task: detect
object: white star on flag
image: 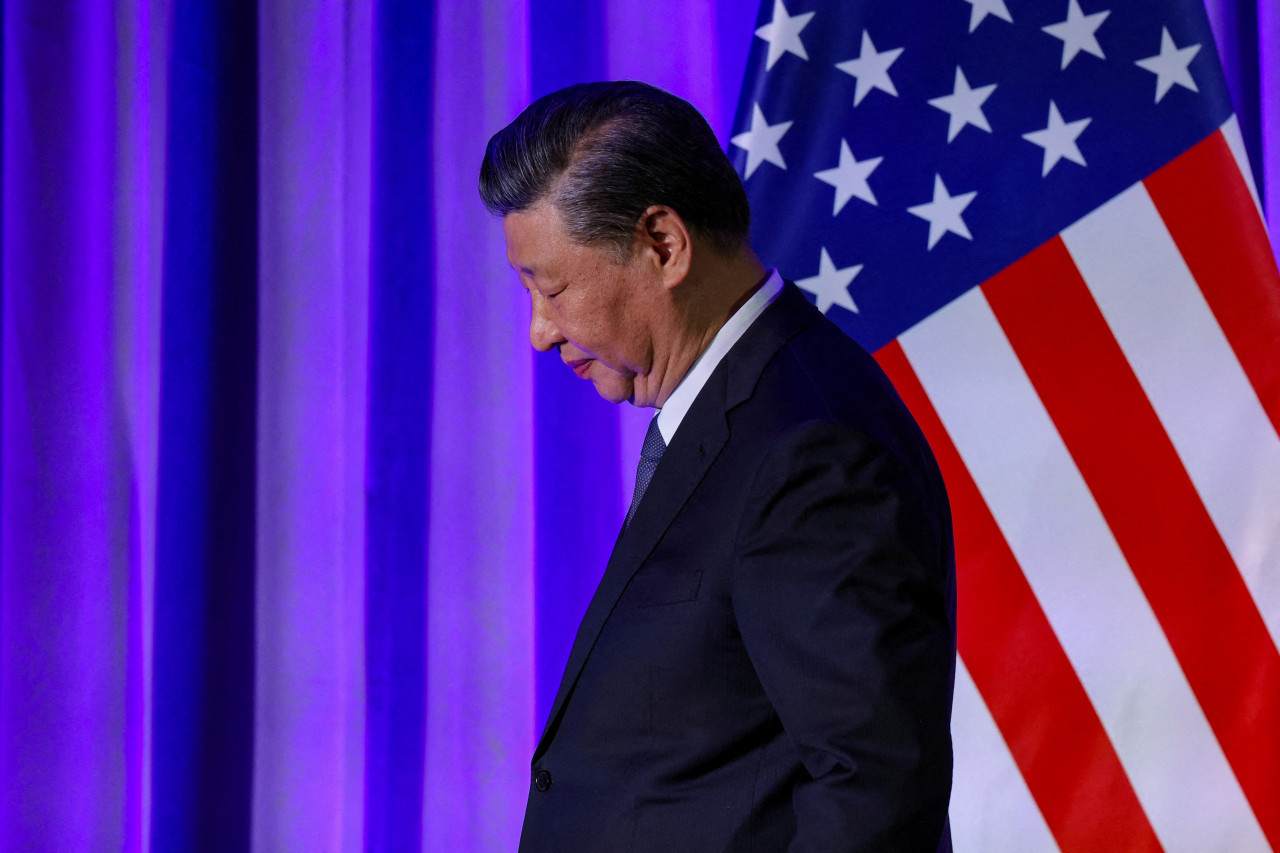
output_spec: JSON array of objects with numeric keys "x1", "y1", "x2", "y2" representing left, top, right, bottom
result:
[
  {"x1": 907, "y1": 174, "x2": 977, "y2": 249},
  {"x1": 928, "y1": 67, "x2": 996, "y2": 142},
  {"x1": 731, "y1": 103, "x2": 793, "y2": 178},
  {"x1": 814, "y1": 140, "x2": 881, "y2": 214},
  {"x1": 1135, "y1": 27, "x2": 1200, "y2": 102},
  {"x1": 962, "y1": 0, "x2": 1012, "y2": 33},
  {"x1": 755, "y1": 0, "x2": 815, "y2": 70},
  {"x1": 796, "y1": 247, "x2": 861, "y2": 314},
  {"x1": 1023, "y1": 101, "x2": 1091, "y2": 176},
  {"x1": 836, "y1": 32, "x2": 903, "y2": 106},
  {"x1": 1042, "y1": 0, "x2": 1110, "y2": 69}
]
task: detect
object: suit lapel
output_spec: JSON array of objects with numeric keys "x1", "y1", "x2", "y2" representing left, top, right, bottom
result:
[
  {"x1": 532, "y1": 283, "x2": 821, "y2": 758},
  {"x1": 533, "y1": 381, "x2": 729, "y2": 758}
]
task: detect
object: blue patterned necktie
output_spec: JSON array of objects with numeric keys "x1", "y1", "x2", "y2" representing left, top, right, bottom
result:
[{"x1": 624, "y1": 415, "x2": 666, "y2": 529}]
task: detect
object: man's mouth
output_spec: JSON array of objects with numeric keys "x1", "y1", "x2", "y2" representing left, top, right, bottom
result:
[{"x1": 566, "y1": 358, "x2": 592, "y2": 379}]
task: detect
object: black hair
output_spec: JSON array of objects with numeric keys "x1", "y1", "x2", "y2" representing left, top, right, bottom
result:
[{"x1": 479, "y1": 81, "x2": 750, "y2": 257}]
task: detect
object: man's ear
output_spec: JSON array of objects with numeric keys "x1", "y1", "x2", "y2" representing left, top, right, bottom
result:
[{"x1": 636, "y1": 205, "x2": 692, "y2": 289}]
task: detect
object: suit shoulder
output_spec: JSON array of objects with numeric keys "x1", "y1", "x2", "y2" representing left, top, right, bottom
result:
[{"x1": 756, "y1": 316, "x2": 910, "y2": 430}]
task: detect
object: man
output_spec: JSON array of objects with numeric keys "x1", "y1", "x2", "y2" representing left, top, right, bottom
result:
[{"x1": 480, "y1": 81, "x2": 956, "y2": 852}]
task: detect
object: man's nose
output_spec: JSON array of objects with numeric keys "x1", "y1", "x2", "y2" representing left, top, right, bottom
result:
[{"x1": 529, "y1": 299, "x2": 563, "y2": 352}]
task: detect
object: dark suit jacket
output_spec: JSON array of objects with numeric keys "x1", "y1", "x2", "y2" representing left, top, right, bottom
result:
[{"x1": 519, "y1": 282, "x2": 957, "y2": 852}]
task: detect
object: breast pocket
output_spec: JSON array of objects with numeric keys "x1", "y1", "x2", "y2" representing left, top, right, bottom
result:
[{"x1": 621, "y1": 569, "x2": 703, "y2": 608}]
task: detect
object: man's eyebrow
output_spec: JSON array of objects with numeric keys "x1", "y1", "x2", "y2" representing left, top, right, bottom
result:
[
  {"x1": 511, "y1": 268, "x2": 536, "y2": 291},
  {"x1": 506, "y1": 257, "x2": 534, "y2": 276}
]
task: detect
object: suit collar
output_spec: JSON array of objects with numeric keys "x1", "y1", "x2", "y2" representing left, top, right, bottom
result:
[
  {"x1": 721, "y1": 281, "x2": 817, "y2": 411},
  {"x1": 533, "y1": 282, "x2": 821, "y2": 759}
]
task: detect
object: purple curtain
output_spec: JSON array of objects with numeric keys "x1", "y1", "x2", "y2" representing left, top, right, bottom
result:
[{"x1": 0, "y1": 1, "x2": 1273, "y2": 850}]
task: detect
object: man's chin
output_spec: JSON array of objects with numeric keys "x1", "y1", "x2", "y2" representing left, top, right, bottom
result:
[{"x1": 590, "y1": 377, "x2": 635, "y2": 405}]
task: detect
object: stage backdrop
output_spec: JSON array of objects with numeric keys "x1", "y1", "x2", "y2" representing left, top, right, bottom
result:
[{"x1": 0, "y1": 1, "x2": 1275, "y2": 851}]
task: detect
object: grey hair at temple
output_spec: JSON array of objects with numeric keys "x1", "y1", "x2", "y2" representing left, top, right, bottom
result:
[{"x1": 478, "y1": 80, "x2": 751, "y2": 258}]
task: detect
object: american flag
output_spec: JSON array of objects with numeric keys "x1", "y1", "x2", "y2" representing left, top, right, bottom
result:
[{"x1": 730, "y1": 0, "x2": 1280, "y2": 849}]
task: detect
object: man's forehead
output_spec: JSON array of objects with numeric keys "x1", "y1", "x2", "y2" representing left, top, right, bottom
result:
[
  {"x1": 504, "y1": 240, "x2": 531, "y2": 276},
  {"x1": 503, "y1": 203, "x2": 568, "y2": 273},
  {"x1": 502, "y1": 209, "x2": 537, "y2": 272}
]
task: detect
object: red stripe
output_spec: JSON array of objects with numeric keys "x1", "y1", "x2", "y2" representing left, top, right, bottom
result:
[
  {"x1": 1144, "y1": 131, "x2": 1280, "y2": 436},
  {"x1": 982, "y1": 238, "x2": 1280, "y2": 850},
  {"x1": 877, "y1": 342, "x2": 1161, "y2": 853}
]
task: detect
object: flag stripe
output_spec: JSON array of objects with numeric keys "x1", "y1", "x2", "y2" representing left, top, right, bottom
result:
[
  {"x1": 1062, "y1": 178, "x2": 1280, "y2": 657},
  {"x1": 878, "y1": 342, "x2": 1160, "y2": 853},
  {"x1": 983, "y1": 238, "x2": 1280, "y2": 850},
  {"x1": 1144, "y1": 131, "x2": 1280, "y2": 437},
  {"x1": 949, "y1": 661, "x2": 1059, "y2": 853},
  {"x1": 897, "y1": 286, "x2": 1263, "y2": 852},
  {"x1": 1220, "y1": 116, "x2": 1264, "y2": 212}
]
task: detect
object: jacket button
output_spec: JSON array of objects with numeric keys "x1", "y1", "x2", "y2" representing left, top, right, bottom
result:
[{"x1": 534, "y1": 769, "x2": 552, "y2": 792}]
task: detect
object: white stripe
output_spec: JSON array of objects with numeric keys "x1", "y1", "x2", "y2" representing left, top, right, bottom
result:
[
  {"x1": 1220, "y1": 117, "x2": 1263, "y2": 214},
  {"x1": 950, "y1": 660, "x2": 1059, "y2": 853},
  {"x1": 1063, "y1": 182, "x2": 1280, "y2": 657},
  {"x1": 901, "y1": 289, "x2": 1268, "y2": 852}
]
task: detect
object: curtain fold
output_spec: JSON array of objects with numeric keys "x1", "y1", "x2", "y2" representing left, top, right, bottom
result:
[
  {"x1": 425, "y1": 1, "x2": 534, "y2": 849},
  {"x1": 363, "y1": 1, "x2": 435, "y2": 848},
  {"x1": 1, "y1": 4, "x2": 124, "y2": 848},
  {"x1": 0, "y1": 1, "x2": 1273, "y2": 850},
  {"x1": 152, "y1": 2, "x2": 259, "y2": 847},
  {"x1": 254, "y1": 0, "x2": 368, "y2": 849}
]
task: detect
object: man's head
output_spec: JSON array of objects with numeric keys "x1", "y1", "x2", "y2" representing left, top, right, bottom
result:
[
  {"x1": 479, "y1": 81, "x2": 750, "y2": 258},
  {"x1": 481, "y1": 82, "x2": 757, "y2": 407}
]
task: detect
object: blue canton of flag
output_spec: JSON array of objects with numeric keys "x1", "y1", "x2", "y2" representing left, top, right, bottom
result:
[{"x1": 732, "y1": 0, "x2": 1232, "y2": 351}]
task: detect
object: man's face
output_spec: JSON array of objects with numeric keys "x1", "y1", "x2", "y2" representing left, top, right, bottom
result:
[{"x1": 504, "y1": 203, "x2": 664, "y2": 405}]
